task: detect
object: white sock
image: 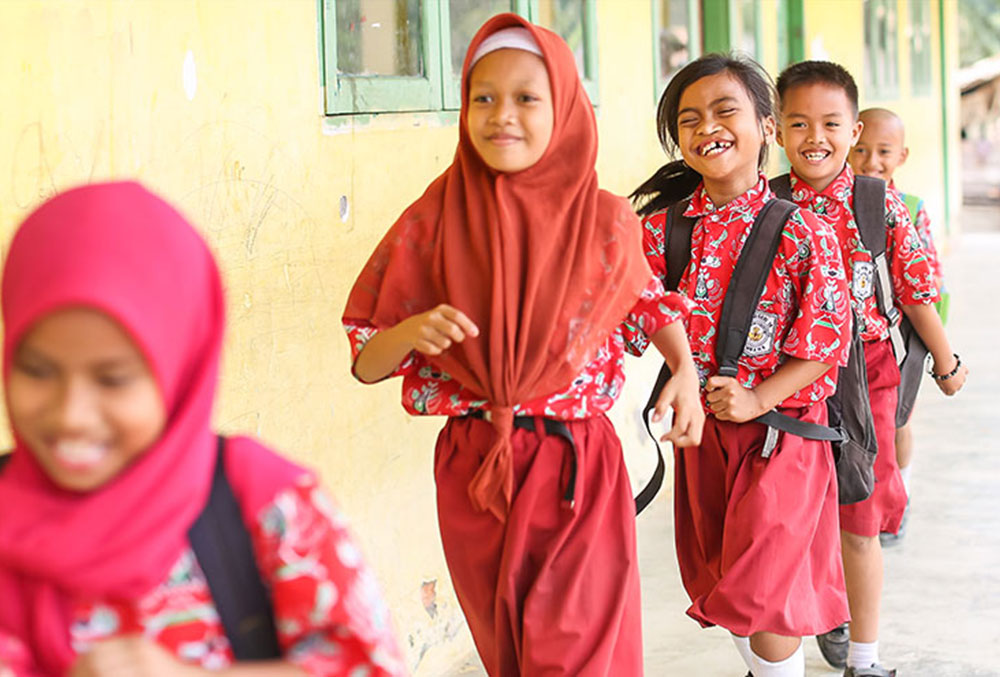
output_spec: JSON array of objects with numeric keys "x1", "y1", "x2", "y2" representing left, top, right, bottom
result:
[
  {"x1": 847, "y1": 639, "x2": 879, "y2": 669},
  {"x1": 751, "y1": 642, "x2": 804, "y2": 677},
  {"x1": 732, "y1": 634, "x2": 754, "y2": 670},
  {"x1": 899, "y1": 464, "x2": 912, "y2": 495}
]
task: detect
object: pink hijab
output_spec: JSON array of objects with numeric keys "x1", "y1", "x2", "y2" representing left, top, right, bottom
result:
[{"x1": 0, "y1": 182, "x2": 305, "y2": 673}]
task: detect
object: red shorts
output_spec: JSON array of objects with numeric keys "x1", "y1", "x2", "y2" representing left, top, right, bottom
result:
[
  {"x1": 673, "y1": 404, "x2": 849, "y2": 637},
  {"x1": 839, "y1": 338, "x2": 908, "y2": 537},
  {"x1": 435, "y1": 414, "x2": 642, "y2": 677}
]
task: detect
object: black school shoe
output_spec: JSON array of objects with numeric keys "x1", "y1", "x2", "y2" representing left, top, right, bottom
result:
[
  {"x1": 843, "y1": 664, "x2": 897, "y2": 676},
  {"x1": 816, "y1": 623, "x2": 850, "y2": 669}
]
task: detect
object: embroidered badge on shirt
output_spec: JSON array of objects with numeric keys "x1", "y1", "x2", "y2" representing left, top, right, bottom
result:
[
  {"x1": 852, "y1": 260, "x2": 876, "y2": 300},
  {"x1": 743, "y1": 310, "x2": 778, "y2": 357}
]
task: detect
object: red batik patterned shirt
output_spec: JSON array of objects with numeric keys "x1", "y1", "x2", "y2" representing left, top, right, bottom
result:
[
  {"x1": 893, "y1": 185, "x2": 944, "y2": 282},
  {"x1": 344, "y1": 277, "x2": 692, "y2": 420},
  {"x1": 640, "y1": 175, "x2": 852, "y2": 410},
  {"x1": 787, "y1": 167, "x2": 939, "y2": 342},
  {"x1": 0, "y1": 477, "x2": 408, "y2": 676}
]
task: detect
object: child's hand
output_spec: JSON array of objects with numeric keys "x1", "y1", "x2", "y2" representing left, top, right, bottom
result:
[
  {"x1": 932, "y1": 355, "x2": 968, "y2": 396},
  {"x1": 705, "y1": 375, "x2": 765, "y2": 423},
  {"x1": 652, "y1": 365, "x2": 704, "y2": 448},
  {"x1": 402, "y1": 304, "x2": 479, "y2": 356},
  {"x1": 70, "y1": 636, "x2": 200, "y2": 677}
]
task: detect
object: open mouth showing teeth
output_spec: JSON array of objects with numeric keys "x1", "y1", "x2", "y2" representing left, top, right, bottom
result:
[
  {"x1": 700, "y1": 140, "x2": 733, "y2": 156},
  {"x1": 54, "y1": 440, "x2": 107, "y2": 468},
  {"x1": 804, "y1": 150, "x2": 830, "y2": 161}
]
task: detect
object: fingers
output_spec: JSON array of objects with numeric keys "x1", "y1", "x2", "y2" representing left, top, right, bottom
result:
[{"x1": 413, "y1": 305, "x2": 479, "y2": 356}]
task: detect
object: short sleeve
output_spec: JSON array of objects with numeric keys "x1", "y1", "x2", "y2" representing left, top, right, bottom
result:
[
  {"x1": 778, "y1": 210, "x2": 852, "y2": 368},
  {"x1": 621, "y1": 276, "x2": 693, "y2": 356},
  {"x1": 251, "y1": 478, "x2": 408, "y2": 677},
  {"x1": 885, "y1": 192, "x2": 940, "y2": 306}
]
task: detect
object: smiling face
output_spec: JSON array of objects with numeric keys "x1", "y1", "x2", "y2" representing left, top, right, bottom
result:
[
  {"x1": 850, "y1": 110, "x2": 908, "y2": 182},
  {"x1": 676, "y1": 71, "x2": 774, "y2": 205},
  {"x1": 466, "y1": 48, "x2": 555, "y2": 174},
  {"x1": 7, "y1": 308, "x2": 166, "y2": 492},
  {"x1": 778, "y1": 82, "x2": 863, "y2": 192}
]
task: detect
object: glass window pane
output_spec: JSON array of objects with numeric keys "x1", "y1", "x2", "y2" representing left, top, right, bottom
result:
[
  {"x1": 734, "y1": 0, "x2": 758, "y2": 58},
  {"x1": 449, "y1": 0, "x2": 513, "y2": 76},
  {"x1": 659, "y1": 0, "x2": 693, "y2": 81},
  {"x1": 535, "y1": 0, "x2": 587, "y2": 78},
  {"x1": 336, "y1": 0, "x2": 423, "y2": 76}
]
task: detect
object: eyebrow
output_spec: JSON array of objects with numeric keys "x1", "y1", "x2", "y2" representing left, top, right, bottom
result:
[
  {"x1": 678, "y1": 96, "x2": 740, "y2": 116},
  {"x1": 15, "y1": 345, "x2": 142, "y2": 370},
  {"x1": 783, "y1": 111, "x2": 847, "y2": 119}
]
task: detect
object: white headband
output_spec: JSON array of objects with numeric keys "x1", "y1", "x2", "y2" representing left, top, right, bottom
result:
[{"x1": 470, "y1": 27, "x2": 543, "y2": 68}]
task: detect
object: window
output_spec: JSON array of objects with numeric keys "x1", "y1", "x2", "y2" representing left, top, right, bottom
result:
[
  {"x1": 864, "y1": 0, "x2": 899, "y2": 98},
  {"x1": 730, "y1": 0, "x2": 761, "y2": 60},
  {"x1": 908, "y1": 0, "x2": 932, "y2": 97},
  {"x1": 652, "y1": 0, "x2": 701, "y2": 97},
  {"x1": 320, "y1": 0, "x2": 598, "y2": 116}
]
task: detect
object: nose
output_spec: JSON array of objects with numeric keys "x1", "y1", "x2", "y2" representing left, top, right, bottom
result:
[
  {"x1": 861, "y1": 152, "x2": 878, "y2": 172},
  {"x1": 696, "y1": 115, "x2": 721, "y2": 136},
  {"x1": 55, "y1": 378, "x2": 101, "y2": 434},
  {"x1": 806, "y1": 123, "x2": 824, "y2": 143},
  {"x1": 490, "y1": 97, "x2": 516, "y2": 125}
]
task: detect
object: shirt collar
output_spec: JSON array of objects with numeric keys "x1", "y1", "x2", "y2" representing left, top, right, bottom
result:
[
  {"x1": 789, "y1": 165, "x2": 854, "y2": 210},
  {"x1": 684, "y1": 173, "x2": 770, "y2": 219}
]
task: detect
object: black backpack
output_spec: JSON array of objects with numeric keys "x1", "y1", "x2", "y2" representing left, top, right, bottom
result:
[
  {"x1": 770, "y1": 174, "x2": 928, "y2": 427},
  {"x1": 0, "y1": 437, "x2": 281, "y2": 660},
  {"x1": 642, "y1": 196, "x2": 877, "y2": 505}
]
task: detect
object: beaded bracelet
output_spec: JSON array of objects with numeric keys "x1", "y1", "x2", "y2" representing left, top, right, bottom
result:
[{"x1": 929, "y1": 353, "x2": 961, "y2": 381}]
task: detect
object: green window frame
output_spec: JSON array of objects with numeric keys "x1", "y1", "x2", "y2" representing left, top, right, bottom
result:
[
  {"x1": 863, "y1": 0, "x2": 900, "y2": 99},
  {"x1": 651, "y1": 0, "x2": 703, "y2": 100},
  {"x1": 701, "y1": 0, "x2": 763, "y2": 61},
  {"x1": 320, "y1": 0, "x2": 597, "y2": 116},
  {"x1": 908, "y1": 0, "x2": 932, "y2": 97},
  {"x1": 527, "y1": 0, "x2": 599, "y2": 104}
]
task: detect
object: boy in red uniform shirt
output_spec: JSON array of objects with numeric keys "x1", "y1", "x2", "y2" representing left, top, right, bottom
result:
[
  {"x1": 775, "y1": 61, "x2": 968, "y2": 677},
  {"x1": 850, "y1": 107, "x2": 947, "y2": 544}
]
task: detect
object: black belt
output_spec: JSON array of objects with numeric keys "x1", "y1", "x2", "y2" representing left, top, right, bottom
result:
[{"x1": 465, "y1": 411, "x2": 578, "y2": 508}]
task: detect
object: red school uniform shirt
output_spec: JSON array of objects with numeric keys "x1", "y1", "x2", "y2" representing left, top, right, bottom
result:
[
  {"x1": 893, "y1": 184, "x2": 944, "y2": 281},
  {"x1": 0, "y1": 477, "x2": 407, "y2": 676},
  {"x1": 343, "y1": 277, "x2": 692, "y2": 420},
  {"x1": 640, "y1": 175, "x2": 852, "y2": 410},
  {"x1": 787, "y1": 167, "x2": 940, "y2": 342}
]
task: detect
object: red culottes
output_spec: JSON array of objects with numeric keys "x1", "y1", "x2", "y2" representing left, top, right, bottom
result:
[
  {"x1": 435, "y1": 415, "x2": 642, "y2": 677},
  {"x1": 839, "y1": 337, "x2": 908, "y2": 537},
  {"x1": 673, "y1": 404, "x2": 849, "y2": 637}
]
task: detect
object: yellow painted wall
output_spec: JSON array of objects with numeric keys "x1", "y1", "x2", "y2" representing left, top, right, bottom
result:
[
  {"x1": 0, "y1": 0, "x2": 666, "y2": 673},
  {"x1": 801, "y1": 0, "x2": 960, "y2": 242}
]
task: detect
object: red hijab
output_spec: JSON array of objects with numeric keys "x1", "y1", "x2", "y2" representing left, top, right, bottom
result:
[
  {"x1": 343, "y1": 14, "x2": 650, "y2": 520},
  {"x1": 0, "y1": 182, "x2": 306, "y2": 674}
]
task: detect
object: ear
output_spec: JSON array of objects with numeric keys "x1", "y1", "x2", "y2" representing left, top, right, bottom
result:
[
  {"x1": 851, "y1": 119, "x2": 864, "y2": 146},
  {"x1": 760, "y1": 116, "x2": 777, "y2": 146},
  {"x1": 899, "y1": 146, "x2": 909, "y2": 165},
  {"x1": 773, "y1": 119, "x2": 784, "y2": 147}
]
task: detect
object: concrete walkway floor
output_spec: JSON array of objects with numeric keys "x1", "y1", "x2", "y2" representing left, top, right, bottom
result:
[{"x1": 450, "y1": 215, "x2": 1000, "y2": 676}]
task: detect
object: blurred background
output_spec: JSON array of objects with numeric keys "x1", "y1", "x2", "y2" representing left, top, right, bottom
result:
[{"x1": 1, "y1": 1, "x2": 997, "y2": 674}]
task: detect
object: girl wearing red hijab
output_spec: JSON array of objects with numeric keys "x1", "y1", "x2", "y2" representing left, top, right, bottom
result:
[
  {"x1": 343, "y1": 14, "x2": 703, "y2": 676},
  {"x1": 0, "y1": 182, "x2": 406, "y2": 676}
]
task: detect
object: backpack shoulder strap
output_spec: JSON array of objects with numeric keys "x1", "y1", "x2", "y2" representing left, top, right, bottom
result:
[
  {"x1": 714, "y1": 198, "x2": 797, "y2": 376},
  {"x1": 853, "y1": 175, "x2": 887, "y2": 257},
  {"x1": 665, "y1": 198, "x2": 695, "y2": 292},
  {"x1": 901, "y1": 192, "x2": 922, "y2": 226},
  {"x1": 636, "y1": 199, "x2": 694, "y2": 515},
  {"x1": 188, "y1": 436, "x2": 282, "y2": 660},
  {"x1": 770, "y1": 173, "x2": 793, "y2": 201},
  {"x1": 853, "y1": 175, "x2": 905, "y2": 358}
]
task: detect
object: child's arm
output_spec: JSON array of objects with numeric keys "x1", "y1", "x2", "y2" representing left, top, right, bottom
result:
[
  {"x1": 69, "y1": 638, "x2": 306, "y2": 676},
  {"x1": 354, "y1": 303, "x2": 479, "y2": 383},
  {"x1": 705, "y1": 358, "x2": 834, "y2": 423},
  {"x1": 649, "y1": 321, "x2": 704, "y2": 447},
  {"x1": 901, "y1": 303, "x2": 967, "y2": 395}
]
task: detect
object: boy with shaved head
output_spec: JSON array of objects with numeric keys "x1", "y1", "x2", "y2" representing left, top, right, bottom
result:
[{"x1": 850, "y1": 107, "x2": 947, "y2": 548}]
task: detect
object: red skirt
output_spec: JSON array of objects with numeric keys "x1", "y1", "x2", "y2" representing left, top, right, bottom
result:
[
  {"x1": 839, "y1": 338, "x2": 908, "y2": 537},
  {"x1": 673, "y1": 404, "x2": 849, "y2": 637},
  {"x1": 434, "y1": 414, "x2": 642, "y2": 677}
]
